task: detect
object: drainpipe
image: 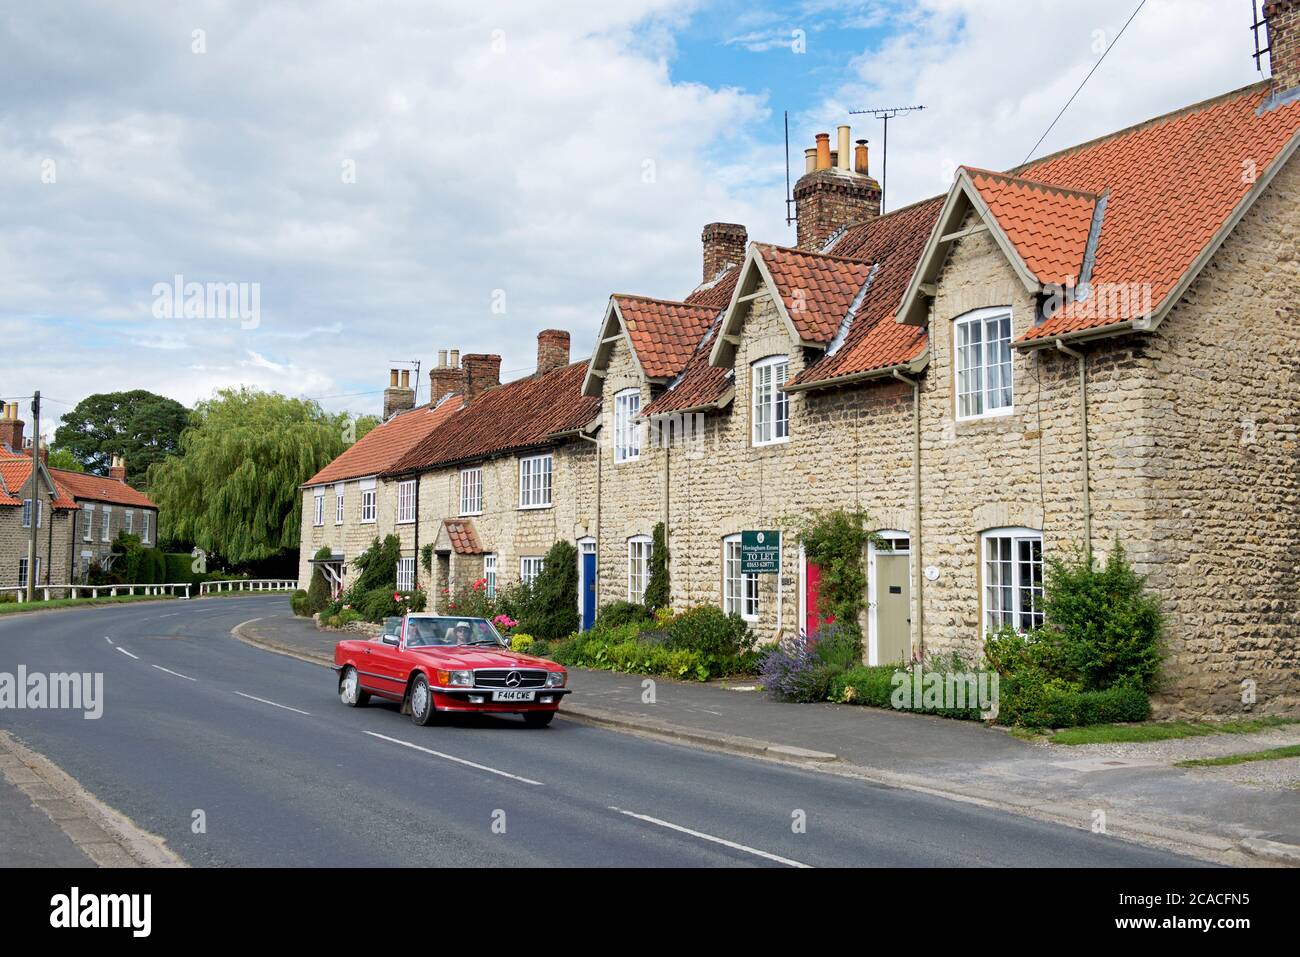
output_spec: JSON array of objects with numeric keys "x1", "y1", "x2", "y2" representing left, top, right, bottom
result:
[
  {"x1": 576, "y1": 430, "x2": 601, "y2": 596},
  {"x1": 1054, "y1": 339, "x2": 1092, "y2": 557},
  {"x1": 891, "y1": 369, "x2": 924, "y2": 661}
]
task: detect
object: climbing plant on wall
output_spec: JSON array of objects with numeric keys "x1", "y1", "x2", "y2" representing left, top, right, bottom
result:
[{"x1": 790, "y1": 508, "x2": 882, "y2": 639}]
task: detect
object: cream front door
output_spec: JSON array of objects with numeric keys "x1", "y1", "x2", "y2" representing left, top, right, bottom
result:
[{"x1": 876, "y1": 554, "x2": 911, "y2": 665}]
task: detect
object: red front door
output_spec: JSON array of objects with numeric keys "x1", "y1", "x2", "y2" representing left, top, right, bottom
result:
[{"x1": 804, "y1": 561, "x2": 829, "y2": 639}]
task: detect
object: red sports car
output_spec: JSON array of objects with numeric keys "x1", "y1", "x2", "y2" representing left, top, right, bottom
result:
[{"x1": 333, "y1": 614, "x2": 569, "y2": 727}]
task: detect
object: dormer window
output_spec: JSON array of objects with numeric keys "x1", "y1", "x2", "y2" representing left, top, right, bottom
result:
[
  {"x1": 751, "y1": 355, "x2": 790, "y2": 446},
  {"x1": 954, "y1": 307, "x2": 1013, "y2": 420}
]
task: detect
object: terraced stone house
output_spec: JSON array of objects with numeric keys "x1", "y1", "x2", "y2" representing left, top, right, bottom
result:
[{"x1": 301, "y1": 6, "x2": 1300, "y2": 714}]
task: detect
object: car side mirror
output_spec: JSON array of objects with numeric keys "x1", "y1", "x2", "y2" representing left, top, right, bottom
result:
[{"x1": 382, "y1": 634, "x2": 400, "y2": 646}]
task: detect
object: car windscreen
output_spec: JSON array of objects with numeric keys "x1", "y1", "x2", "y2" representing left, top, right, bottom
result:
[{"x1": 405, "y1": 617, "x2": 503, "y2": 648}]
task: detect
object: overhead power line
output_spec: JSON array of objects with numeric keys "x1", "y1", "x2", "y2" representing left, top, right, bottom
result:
[{"x1": 1021, "y1": 0, "x2": 1149, "y2": 166}]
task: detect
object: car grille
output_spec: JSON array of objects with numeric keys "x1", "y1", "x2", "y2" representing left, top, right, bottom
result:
[{"x1": 474, "y1": 669, "x2": 548, "y2": 689}]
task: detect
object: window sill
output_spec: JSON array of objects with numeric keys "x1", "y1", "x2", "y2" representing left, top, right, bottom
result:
[
  {"x1": 518, "y1": 503, "x2": 553, "y2": 511},
  {"x1": 460, "y1": 510, "x2": 483, "y2": 518},
  {"x1": 752, "y1": 436, "x2": 790, "y2": 449},
  {"x1": 956, "y1": 405, "x2": 1015, "y2": 425}
]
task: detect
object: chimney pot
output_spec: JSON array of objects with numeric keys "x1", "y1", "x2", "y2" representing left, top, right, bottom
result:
[
  {"x1": 449, "y1": 349, "x2": 460, "y2": 368},
  {"x1": 108, "y1": 454, "x2": 126, "y2": 482},
  {"x1": 804, "y1": 148, "x2": 816, "y2": 174},
  {"x1": 837, "y1": 125, "x2": 851, "y2": 170},
  {"x1": 536, "y1": 330, "x2": 571, "y2": 375},
  {"x1": 437, "y1": 349, "x2": 448, "y2": 368},
  {"x1": 854, "y1": 139, "x2": 869, "y2": 175},
  {"x1": 383, "y1": 368, "x2": 416, "y2": 420},
  {"x1": 389, "y1": 368, "x2": 399, "y2": 387},
  {"x1": 400, "y1": 369, "x2": 410, "y2": 389},
  {"x1": 814, "y1": 133, "x2": 831, "y2": 170},
  {"x1": 0, "y1": 404, "x2": 23, "y2": 453}
]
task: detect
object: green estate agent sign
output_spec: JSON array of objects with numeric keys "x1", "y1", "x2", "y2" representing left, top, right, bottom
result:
[{"x1": 740, "y1": 530, "x2": 781, "y2": 574}]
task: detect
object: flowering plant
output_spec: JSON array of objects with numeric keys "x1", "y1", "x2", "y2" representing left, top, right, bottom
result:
[{"x1": 493, "y1": 613, "x2": 518, "y2": 632}]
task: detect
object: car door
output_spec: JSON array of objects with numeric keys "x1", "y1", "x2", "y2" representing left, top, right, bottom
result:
[{"x1": 362, "y1": 619, "x2": 411, "y2": 699}]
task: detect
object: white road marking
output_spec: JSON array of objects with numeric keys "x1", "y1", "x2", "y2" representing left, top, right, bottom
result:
[
  {"x1": 608, "y1": 806, "x2": 811, "y2": 868},
  {"x1": 151, "y1": 664, "x2": 196, "y2": 681},
  {"x1": 233, "y1": 691, "x2": 311, "y2": 716},
  {"x1": 364, "y1": 731, "x2": 544, "y2": 786},
  {"x1": 115, "y1": 647, "x2": 140, "y2": 660},
  {"x1": 104, "y1": 636, "x2": 113, "y2": 645}
]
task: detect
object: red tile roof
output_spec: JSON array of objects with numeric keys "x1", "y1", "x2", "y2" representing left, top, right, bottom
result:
[
  {"x1": 966, "y1": 169, "x2": 1098, "y2": 287},
  {"x1": 305, "y1": 396, "x2": 462, "y2": 487},
  {"x1": 754, "y1": 244, "x2": 876, "y2": 343},
  {"x1": 683, "y1": 264, "x2": 740, "y2": 310},
  {"x1": 442, "y1": 519, "x2": 483, "y2": 555},
  {"x1": 1013, "y1": 83, "x2": 1300, "y2": 341},
  {"x1": 51, "y1": 468, "x2": 155, "y2": 509},
  {"x1": 389, "y1": 361, "x2": 600, "y2": 474},
  {"x1": 791, "y1": 197, "x2": 944, "y2": 386},
  {"x1": 613, "y1": 295, "x2": 717, "y2": 379},
  {"x1": 642, "y1": 321, "x2": 732, "y2": 416}
]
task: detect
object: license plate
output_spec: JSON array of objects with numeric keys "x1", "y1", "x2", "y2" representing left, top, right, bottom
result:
[{"x1": 492, "y1": 690, "x2": 536, "y2": 702}]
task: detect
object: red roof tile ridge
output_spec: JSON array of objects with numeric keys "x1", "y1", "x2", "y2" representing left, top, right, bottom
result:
[
  {"x1": 613, "y1": 293, "x2": 717, "y2": 311},
  {"x1": 1013, "y1": 81, "x2": 1270, "y2": 174},
  {"x1": 751, "y1": 242, "x2": 878, "y2": 266},
  {"x1": 963, "y1": 167, "x2": 1103, "y2": 203}
]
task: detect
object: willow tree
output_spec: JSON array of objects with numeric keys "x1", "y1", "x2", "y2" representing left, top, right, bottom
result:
[{"x1": 147, "y1": 387, "x2": 350, "y2": 564}]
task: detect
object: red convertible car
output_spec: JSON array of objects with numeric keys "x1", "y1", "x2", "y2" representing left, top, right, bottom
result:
[{"x1": 333, "y1": 614, "x2": 569, "y2": 727}]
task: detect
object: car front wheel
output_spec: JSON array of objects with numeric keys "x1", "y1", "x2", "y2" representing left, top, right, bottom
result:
[
  {"x1": 409, "y1": 674, "x2": 437, "y2": 726},
  {"x1": 339, "y1": 666, "x2": 369, "y2": 707},
  {"x1": 522, "y1": 711, "x2": 555, "y2": 728}
]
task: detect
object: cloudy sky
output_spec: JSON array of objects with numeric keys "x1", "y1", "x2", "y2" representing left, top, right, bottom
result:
[{"x1": 0, "y1": 0, "x2": 1265, "y2": 434}]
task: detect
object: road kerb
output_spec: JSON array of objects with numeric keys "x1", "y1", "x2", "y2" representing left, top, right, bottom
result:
[{"x1": 0, "y1": 731, "x2": 186, "y2": 868}]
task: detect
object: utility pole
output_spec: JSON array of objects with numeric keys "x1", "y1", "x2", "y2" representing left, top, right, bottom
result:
[{"x1": 26, "y1": 390, "x2": 40, "y2": 603}]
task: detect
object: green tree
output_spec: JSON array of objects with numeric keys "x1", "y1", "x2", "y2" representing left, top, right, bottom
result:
[
  {"x1": 146, "y1": 388, "x2": 351, "y2": 565},
  {"x1": 354, "y1": 415, "x2": 381, "y2": 443},
  {"x1": 53, "y1": 390, "x2": 191, "y2": 486},
  {"x1": 522, "y1": 540, "x2": 579, "y2": 641},
  {"x1": 45, "y1": 447, "x2": 85, "y2": 472}
]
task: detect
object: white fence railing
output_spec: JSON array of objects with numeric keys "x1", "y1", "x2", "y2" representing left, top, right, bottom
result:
[
  {"x1": 1, "y1": 582, "x2": 192, "y2": 603},
  {"x1": 198, "y1": 579, "x2": 299, "y2": 596}
]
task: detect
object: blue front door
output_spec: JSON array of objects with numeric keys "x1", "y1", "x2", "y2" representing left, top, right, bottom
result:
[{"x1": 581, "y1": 550, "x2": 597, "y2": 631}]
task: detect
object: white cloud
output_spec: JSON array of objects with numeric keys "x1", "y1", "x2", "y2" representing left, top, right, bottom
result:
[
  {"x1": 0, "y1": 0, "x2": 771, "y2": 415},
  {"x1": 799, "y1": 0, "x2": 1263, "y2": 211}
]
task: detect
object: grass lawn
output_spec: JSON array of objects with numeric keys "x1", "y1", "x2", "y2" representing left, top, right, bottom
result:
[
  {"x1": 1176, "y1": 744, "x2": 1300, "y2": 768},
  {"x1": 0, "y1": 594, "x2": 178, "y2": 615},
  {"x1": 1038, "y1": 715, "x2": 1300, "y2": 746}
]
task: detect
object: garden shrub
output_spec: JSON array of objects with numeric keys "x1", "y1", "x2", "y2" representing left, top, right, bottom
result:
[
  {"x1": 518, "y1": 540, "x2": 579, "y2": 641},
  {"x1": 290, "y1": 589, "x2": 310, "y2": 616},
  {"x1": 1042, "y1": 540, "x2": 1164, "y2": 692},
  {"x1": 760, "y1": 638, "x2": 837, "y2": 703},
  {"x1": 831, "y1": 664, "x2": 899, "y2": 707},
  {"x1": 595, "y1": 600, "x2": 651, "y2": 631},
  {"x1": 643, "y1": 522, "x2": 670, "y2": 612},
  {"x1": 509, "y1": 634, "x2": 535, "y2": 654},
  {"x1": 811, "y1": 621, "x2": 863, "y2": 671},
  {"x1": 664, "y1": 605, "x2": 754, "y2": 660},
  {"x1": 303, "y1": 546, "x2": 334, "y2": 616}
]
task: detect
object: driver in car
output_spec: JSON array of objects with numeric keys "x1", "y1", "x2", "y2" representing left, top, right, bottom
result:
[{"x1": 452, "y1": 620, "x2": 473, "y2": 644}]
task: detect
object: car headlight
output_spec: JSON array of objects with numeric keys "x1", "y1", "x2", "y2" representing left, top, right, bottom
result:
[
  {"x1": 437, "y1": 669, "x2": 474, "y2": 687},
  {"x1": 545, "y1": 671, "x2": 567, "y2": 688}
]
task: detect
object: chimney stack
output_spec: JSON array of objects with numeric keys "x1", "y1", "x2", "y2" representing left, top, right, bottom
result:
[
  {"x1": 429, "y1": 350, "x2": 462, "y2": 403},
  {"x1": 793, "y1": 123, "x2": 882, "y2": 251},
  {"x1": 536, "y1": 330, "x2": 571, "y2": 375},
  {"x1": 1266, "y1": 1, "x2": 1300, "y2": 96},
  {"x1": 700, "y1": 223, "x2": 748, "y2": 282},
  {"x1": 0, "y1": 403, "x2": 23, "y2": 454},
  {"x1": 383, "y1": 366, "x2": 416, "y2": 420},
  {"x1": 108, "y1": 454, "x2": 126, "y2": 482},
  {"x1": 461, "y1": 354, "x2": 502, "y2": 404}
]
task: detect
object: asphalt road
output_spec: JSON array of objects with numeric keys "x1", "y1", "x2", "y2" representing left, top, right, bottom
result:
[{"x1": 0, "y1": 596, "x2": 1200, "y2": 867}]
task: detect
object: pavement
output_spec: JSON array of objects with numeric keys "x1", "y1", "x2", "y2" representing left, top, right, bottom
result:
[
  {"x1": 0, "y1": 595, "x2": 1204, "y2": 867},
  {"x1": 239, "y1": 610, "x2": 1300, "y2": 866}
]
